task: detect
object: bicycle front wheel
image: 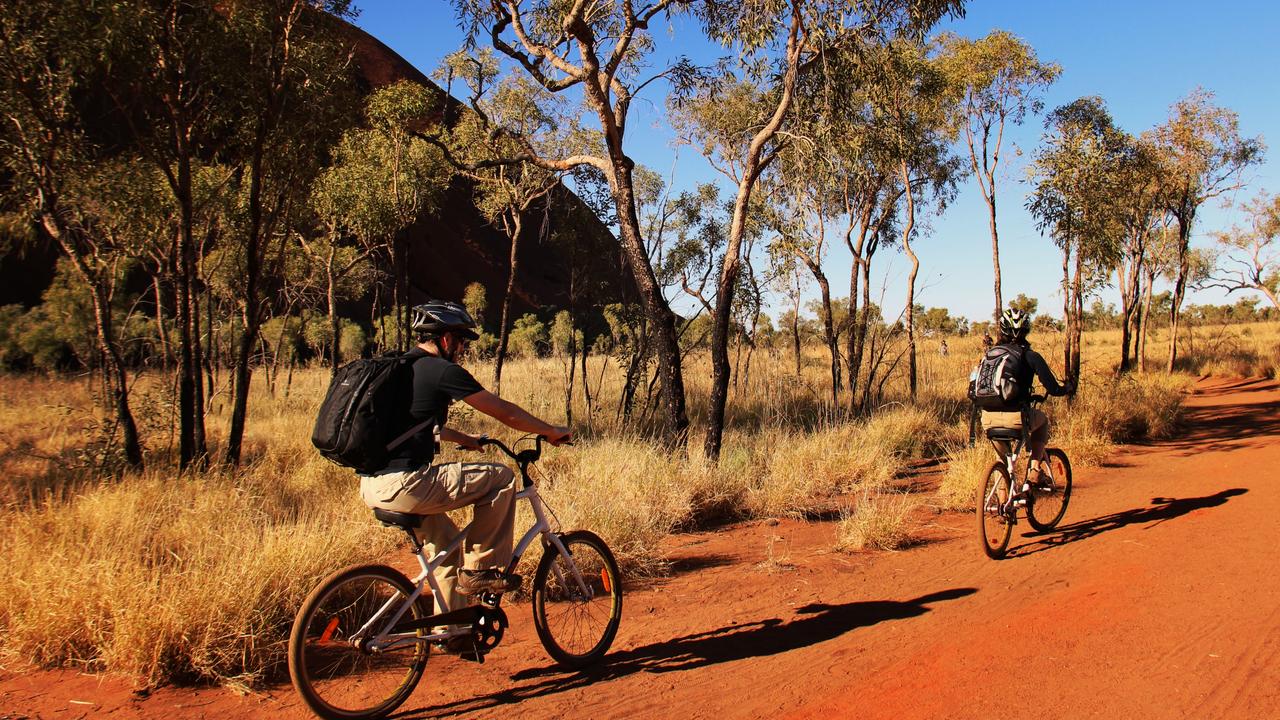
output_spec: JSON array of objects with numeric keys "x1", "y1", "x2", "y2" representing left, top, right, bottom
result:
[
  {"x1": 288, "y1": 564, "x2": 429, "y2": 720},
  {"x1": 1027, "y1": 448, "x2": 1073, "y2": 532},
  {"x1": 532, "y1": 530, "x2": 623, "y2": 668},
  {"x1": 977, "y1": 462, "x2": 1013, "y2": 559}
]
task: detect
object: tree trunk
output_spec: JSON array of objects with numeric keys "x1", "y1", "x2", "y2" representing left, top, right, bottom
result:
[
  {"x1": 800, "y1": 255, "x2": 839, "y2": 407},
  {"x1": 1167, "y1": 214, "x2": 1193, "y2": 373},
  {"x1": 900, "y1": 161, "x2": 919, "y2": 402},
  {"x1": 1071, "y1": 251, "x2": 1084, "y2": 381},
  {"x1": 988, "y1": 193, "x2": 1002, "y2": 323},
  {"x1": 609, "y1": 160, "x2": 688, "y2": 442},
  {"x1": 152, "y1": 276, "x2": 172, "y2": 373},
  {"x1": 493, "y1": 211, "x2": 523, "y2": 395},
  {"x1": 1061, "y1": 244, "x2": 1072, "y2": 374}
]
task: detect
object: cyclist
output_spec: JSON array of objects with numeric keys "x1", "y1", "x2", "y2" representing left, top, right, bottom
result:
[
  {"x1": 979, "y1": 307, "x2": 1073, "y2": 488},
  {"x1": 358, "y1": 299, "x2": 571, "y2": 615}
]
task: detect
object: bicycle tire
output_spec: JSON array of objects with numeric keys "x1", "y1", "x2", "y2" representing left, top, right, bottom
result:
[
  {"x1": 1027, "y1": 448, "x2": 1073, "y2": 532},
  {"x1": 288, "y1": 564, "x2": 429, "y2": 720},
  {"x1": 978, "y1": 461, "x2": 1013, "y2": 559},
  {"x1": 532, "y1": 530, "x2": 623, "y2": 668}
]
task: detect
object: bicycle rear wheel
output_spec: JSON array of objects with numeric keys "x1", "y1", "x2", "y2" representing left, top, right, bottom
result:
[
  {"x1": 977, "y1": 462, "x2": 1013, "y2": 559},
  {"x1": 288, "y1": 564, "x2": 429, "y2": 720},
  {"x1": 1027, "y1": 448, "x2": 1073, "y2": 532},
  {"x1": 532, "y1": 530, "x2": 622, "y2": 668}
]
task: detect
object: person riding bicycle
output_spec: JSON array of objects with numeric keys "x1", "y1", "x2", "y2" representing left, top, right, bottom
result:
[
  {"x1": 979, "y1": 307, "x2": 1074, "y2": 489},
  {"x1": 358, "y1": 299, "x2": 571, "y2": 613}
]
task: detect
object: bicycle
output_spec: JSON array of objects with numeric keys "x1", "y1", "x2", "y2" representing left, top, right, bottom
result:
[
  {"x1": 976, "y1": 395, "x2": 1073, "y2": 559},
  {"x1": 287, "y1": 435, "x2": 623, "y2": 720}
]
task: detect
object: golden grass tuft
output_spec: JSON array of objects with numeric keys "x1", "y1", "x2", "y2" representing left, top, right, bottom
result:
[
  {"x1": 934, "y1": 444, "x2": 994, "y2": 512},
  {"x1": 836, "y1": 490, "x2": 917, "y2": 552}
]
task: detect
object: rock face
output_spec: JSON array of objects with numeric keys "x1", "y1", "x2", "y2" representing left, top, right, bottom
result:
[
  {"x1": 338, "y1": 23, "x2": 636, "y2": 328},
  {"x1": 1, "y1": 17, "x2": 634, "y2": 334}
]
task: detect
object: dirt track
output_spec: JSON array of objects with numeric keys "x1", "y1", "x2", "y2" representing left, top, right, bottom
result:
[{"x1": 4, "y1": 377, "x2": 1279, "y2": 719}]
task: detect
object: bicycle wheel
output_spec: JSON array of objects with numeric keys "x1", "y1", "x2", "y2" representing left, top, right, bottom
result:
[
  {"x1": 532, "y1": 530, "x2": 623, "y2": 668},
  {"x1": 288, "y1": 564, "x2": 429, "y2": 720},
  {"x1": 977, "y1": 462, "x2": 1013, "y2": 559},
  {"x1": 1027, "y1": 448, "x2": 1073, "y2": 532}
]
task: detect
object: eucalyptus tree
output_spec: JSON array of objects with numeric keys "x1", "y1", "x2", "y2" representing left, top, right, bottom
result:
[
  {"x1": 765, "y1": 166, "x2": 844, "y2": 405},
  {"x1": 935, "y1": 30, "x2": 1059, "y2": 322},
  {"x1": 0, "y1": 1, "x2": 145, "y2": 467},
  {"x1": 1027, "y1": 97, "x2": 1126, "y2": 383},
  {"x1": 1151, "y1": 89, "x2": 1264, "y2": 371},
  {"x1": 449, "y1": 0, "x2": 695, "y2": 441},
  {"x1": 306, "y1": 87, "x2": 447, "y2": 373},
  {"x1": 435, "y1": 49, "x2": 570, "y2": 394},
  {"x1": 671, "y1": 0, "x2": 964, "y2": 458},
  {"x1": 1108, "y1": 134, "x2": 1167, "y2": 372},
  {"x1": 1205, "y1": 192, "x2": 1280, "y2": 311},
  {"x1": 102, "y1": 0, "x2": 244, "y2": 467},
  {"x1": 868, "y1": 39, "x2": 964, "y2": 401},
  {"x1": 220, "y1": 0, "x2": 360, "y2": 465}
]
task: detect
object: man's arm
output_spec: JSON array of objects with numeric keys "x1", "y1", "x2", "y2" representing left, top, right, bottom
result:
[{"x1": 462, "y1": 390, "x2": 571, "y2": 444}]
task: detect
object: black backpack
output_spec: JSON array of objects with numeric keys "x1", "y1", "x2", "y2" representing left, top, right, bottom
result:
[
  {"x1": 968, "y1": 343, "x2": 1027, "y2": 410},
  {"x1": 311, "y1": 354, "x2": 430, "y2": 473}
]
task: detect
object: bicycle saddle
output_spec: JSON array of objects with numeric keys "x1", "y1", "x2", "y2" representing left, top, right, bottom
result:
[
  {"x1": 985, "y1": 427, "x2": 1022, "y2": 441},
  {"x1": 372, "y1": 507, "x2": 425, "y2": 531}
]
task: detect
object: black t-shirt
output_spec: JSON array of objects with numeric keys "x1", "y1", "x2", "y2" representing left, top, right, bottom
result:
[
  {"x1": 383, "y1": 349, "x2": 485, "y2": 471},
  {"x1": 1005, "y1": 342, "x2": 1067, "y2": 401}
]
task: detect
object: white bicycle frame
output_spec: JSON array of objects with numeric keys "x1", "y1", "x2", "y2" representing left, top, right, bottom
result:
[
  {"x1": 353, "y1": 481, "x2": 593, "y2": 653},
  {"x1": 984, "y1": 407, "x2": 1057, "y2": 515}
]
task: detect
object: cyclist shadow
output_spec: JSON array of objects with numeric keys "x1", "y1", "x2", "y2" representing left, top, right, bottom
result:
[
  {"x1": 395, "y1": 587, "x2": 976, "y2": 718},
  {"x1": 1012, "y1": 487, "x2": 1248, "y2": 557}
]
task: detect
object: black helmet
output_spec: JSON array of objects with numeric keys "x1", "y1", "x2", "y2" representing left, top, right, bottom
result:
[
  {"x1": 410, "y1": 300, "x2": 479, "y2": 340},
  {"x1": 999, "y1": 307, "x2": 1031, "y2": 338}
]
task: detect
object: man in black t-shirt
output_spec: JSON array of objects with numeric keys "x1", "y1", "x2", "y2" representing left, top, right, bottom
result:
[{"x1": 359, "y1": 299, "x2": 570, "y2": 617}]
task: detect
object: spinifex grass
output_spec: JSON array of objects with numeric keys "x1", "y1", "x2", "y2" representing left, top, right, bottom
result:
[{"x1": 0, "y1": 320, "x2": 1233, "y2": 686}]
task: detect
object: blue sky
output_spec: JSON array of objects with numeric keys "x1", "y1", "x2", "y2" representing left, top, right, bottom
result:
[{"x1": 350, "y1": 1, "x2": 1280, "y2": 323}]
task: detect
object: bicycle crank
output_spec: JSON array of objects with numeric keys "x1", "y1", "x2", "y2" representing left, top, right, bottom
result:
[{"x1": 472, "y1": 606, "x2": 508, "y2": 658}]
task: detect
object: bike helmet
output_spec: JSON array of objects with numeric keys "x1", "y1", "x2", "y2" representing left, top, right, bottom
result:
[
  {"x1": 999, "y1": 307, "x2": 1031, "y2": 339},
  {"x1": 410, "y1": 299, "x2": 480, "y2": 340}
]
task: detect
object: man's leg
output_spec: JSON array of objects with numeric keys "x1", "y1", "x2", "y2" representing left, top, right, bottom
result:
[
  {"x1": 417, "y1": 512, "x2": 464, "y2": 615},
  {"x1": 447, "y1": 462, "x2": 517, "y2": 576},
  {"x1": 1027, "y1": 409, "x2": 1051, "y2": 478}
]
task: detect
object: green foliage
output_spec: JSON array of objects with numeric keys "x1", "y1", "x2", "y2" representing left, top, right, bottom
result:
[
  {"x1": 549, "y1": 310, "x2": 582, "y2": 357},
  {"x1": 463, "y1": 282, "x2": 489, "y2": 327},
  {"x1": 302, "y1": 313, "x2": 366, "y2": 360},
  {"x1": 508, "y1": 313, "x2": 546, "y2": 358},
  {"x1": 1009, "y1": 293, "x2": 1038, "y2": 316}
]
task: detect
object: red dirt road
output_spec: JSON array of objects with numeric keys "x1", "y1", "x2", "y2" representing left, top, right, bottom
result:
[{"x1": 4, "y1": 377, "x2": 1279, "y2": 719}]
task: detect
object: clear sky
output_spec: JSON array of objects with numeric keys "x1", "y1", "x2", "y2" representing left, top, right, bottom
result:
[{"x1": 349, "y1": 1, "x2": 1280, "y2": 324}]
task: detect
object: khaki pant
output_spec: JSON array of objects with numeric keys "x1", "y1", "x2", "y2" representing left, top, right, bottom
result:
[
  {"x1": 981, "y1": 408, "x2": 1049, "y2": 456},
  {"x1": 360, "y1": 462, "x2": 516, "y2": 614}
]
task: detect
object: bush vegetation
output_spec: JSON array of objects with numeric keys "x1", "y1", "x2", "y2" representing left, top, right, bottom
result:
[{"x1": 2, "y1": 321, "x2": 1276, "y2": 687}]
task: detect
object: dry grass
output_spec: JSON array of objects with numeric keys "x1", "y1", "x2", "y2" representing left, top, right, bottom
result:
[
  {"x1": 935, "y1": 444, "x2": 995, "y2": 512},
  {"x1": 836, "y1": 490, "x2": 918, "y2": 552},
  {"x1": 1, "y1": 319, "x2": 1238, "y2": 687}
]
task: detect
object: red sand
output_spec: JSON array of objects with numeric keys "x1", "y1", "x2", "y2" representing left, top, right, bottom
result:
[{"x1": 4, "y1": 377, "x2": 1278, "y2": 719}]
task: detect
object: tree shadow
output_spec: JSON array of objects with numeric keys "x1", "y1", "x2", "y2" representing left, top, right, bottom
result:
[
  {"x1": 393, "y1": 587, "x2": 977, "y2": 718},
  {"x1": 1012, "y1": 488, "x2": 1248, "y2": 557}
]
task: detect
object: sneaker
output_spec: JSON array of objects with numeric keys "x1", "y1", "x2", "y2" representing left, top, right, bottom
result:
[
  {"x1": 432, "y1": 635, "x2": 481, "y2": 661},
  {"x1": 456, "y1": 569, "x2": 521, "y2": 595},
  {"x1": 1030, "y1": 470, "x2": 1054, "y2": 492}
]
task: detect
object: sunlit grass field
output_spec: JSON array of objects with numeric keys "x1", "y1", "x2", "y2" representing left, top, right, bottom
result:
[{"x1": 1, "y1": 320, "x2": 1276, "y2": 687}]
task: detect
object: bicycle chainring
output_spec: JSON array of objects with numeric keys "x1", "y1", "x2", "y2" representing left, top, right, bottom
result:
[{"x1": 472, "y1": 606, "x2": 508, "y2": 654}]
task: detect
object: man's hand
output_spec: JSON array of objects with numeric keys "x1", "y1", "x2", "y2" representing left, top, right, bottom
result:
[
  {"x1": 546, "y1": 425, "x2": 572, "y2": 446},
  {"x1": 456, "y1": 433, "x2": 483, "y2": 451}
]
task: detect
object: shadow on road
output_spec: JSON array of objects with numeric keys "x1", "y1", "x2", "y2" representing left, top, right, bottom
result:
[
  {"x1": 394, "y1": 587, "x2": 977, "y2": 719},
  {"x1": 1013, "y1": 488, "x2": 1248, "y2": 557}
]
